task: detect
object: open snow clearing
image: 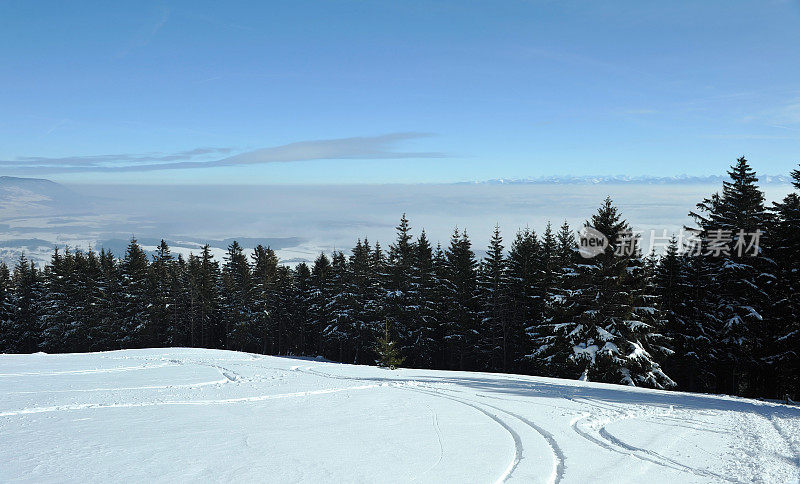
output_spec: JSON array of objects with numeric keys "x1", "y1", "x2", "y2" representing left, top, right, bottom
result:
[{"x1": 1, "y1": 348, "x2": 798, "y2": 483}]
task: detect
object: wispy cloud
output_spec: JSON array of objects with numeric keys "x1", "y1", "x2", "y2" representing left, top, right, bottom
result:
[
  {"x1": 116, "y1": 6, "x2": 171, "y2": 58},
  {"x1": 1, "y1": 133, "x2": 445, "y2": 175},
  {"x1": 3, "y1": 147, "x2": 235, "y2": 169},
  {"x1": 738, "y1": 95, "x2": 800, "y2": 126}
]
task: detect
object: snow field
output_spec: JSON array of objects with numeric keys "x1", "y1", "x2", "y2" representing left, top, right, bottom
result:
[{"x1": 1, "y1": 348, "x2": 798, "y2": 483}]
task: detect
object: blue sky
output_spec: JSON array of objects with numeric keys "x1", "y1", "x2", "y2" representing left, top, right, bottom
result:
[{"x1": 1, "y1": 0, "x2": 799, "y2": 184}]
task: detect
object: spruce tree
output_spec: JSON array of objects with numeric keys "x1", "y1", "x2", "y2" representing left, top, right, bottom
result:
[
  {"x1": 95, "y1": 249, "x2": 122, "y2": 350},
  {"x1": 347, "y1": 239, "x2": 378, "y2": 364},
  {"x1": 479, "y1": 225, "x2": 511, "y2": 371},
  {"x1": 443, "y1": 229, "x2": 480, "y2": 370},
  {"x1": 375, "y1": 321, "x2": 404, "y2": 369},
  {"x1": 386, "y1": 214, "x2": 418, "y2": 363},
  {"x1": 147, "y1": 240, "x2": 174, "y2": 347},
  {"x1": 293, "y1": 262, "x2": 314, "y2": 356},
  {"x1": 309, "y1": 253, "x2": 333, "y2": 357},
  {"x1": 273, "y1": 265, "x2": 299, "y2": 355},
  {"x1": 251, "y1": 245, "x2": 280, "y2": 353},
  {"x1": 8, "y1": 254, "x2": 43, "y2": 353},
  {"x1": 767, "y1": 165, "x2": 800, "y2": 399},
  {"x1": 325, "y1": 250, "x2": 352, "y2": 361},
  {"x1": 0, "y1": 262, "x2": 12, "y2": 353},
  {"x1": 410, "y1": 230, "x2": 440, "y2": 368},
  {"x1": 222, "y1": 241, "x2": 255, "y2": 352},
  {"x1": 40, "y1": 247, "x2": 71, "y2": 352},
  {"x1": 506, "y1": 228, "x2": 542, "y2": 372},
  {"x1": 655, "y1": 237, "x2": 714, "y2": 391},
  {"x1": 120, "y1": 238, "x2": 150, "y2": 348},
  {"x1": 690, "y1": 157, "x2": 773, "y2": 396},
  {"x1": 527, "y1": 222, "x2": 563, "y2": 374},
  {"x1": 539, "y1": 198, "x2": 674, "y2": 388}
]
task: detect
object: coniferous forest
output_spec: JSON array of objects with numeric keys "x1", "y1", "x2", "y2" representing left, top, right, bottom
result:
[{"x1": 1, "y1": 158, "x2": 798, "y2": 400}]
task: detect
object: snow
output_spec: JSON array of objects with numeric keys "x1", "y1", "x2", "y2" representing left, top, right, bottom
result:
[{"x1": 1, "y1": 348, "x2": 799, "y2": 483}]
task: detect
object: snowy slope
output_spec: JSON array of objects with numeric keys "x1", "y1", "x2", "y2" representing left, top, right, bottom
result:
[{"x1": 1, "y1": 349, "x2": 798, "y2": 483}]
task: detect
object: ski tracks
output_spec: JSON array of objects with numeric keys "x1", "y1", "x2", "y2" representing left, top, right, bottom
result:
[
  {"x1": 570, "y1": 398, "x2": 741, "y2": 483},
  {"x1": 0, "y1": 383, "x2": 385, "y2": 417},
  {"x1": 407, "y1": 386, "x2": 525, "y2": 484},
  {"x1": 0, "y1": 358, "x2": 382, "y2": 418},
  {"x1": 297, "y1": 366, "x2": 564, "y2": 484}
]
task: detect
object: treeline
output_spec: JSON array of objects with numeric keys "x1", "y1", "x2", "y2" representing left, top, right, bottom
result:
[{"x1": 0, "y1": 157, "x2": 797, "y2": 399}]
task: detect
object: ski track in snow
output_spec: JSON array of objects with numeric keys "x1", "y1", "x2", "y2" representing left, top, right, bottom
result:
[
  {"x1": 408, "y1": 386, "x2": 524, "y2": 484},
  {"x1": 415, "y1": 384, "x2": 565, "y2": 484},
  {"x1": 0, "y1": 362, "x2": 175, "y2": 377},
  {"x1": 568, "y1": 397, "x2": 743, "y2": 482},
  {"x1": 0, "y1": 383, "x2": 386, "y2": 417},
  {"x1": 295, "y1": 365, "x2": 562, "y2": 484},
  {"x1": 0, "y1": 357, "x2": 391, "y2": 417},
  {"x1": 1, "y1": 349, "x2": 799, "y2": 483},
  {"x1": 5, "y1": 378, "x2": 229, "y2": 394},
  {"x1": 286, "y1": 363, "x2": 800, "y2": 484},
  {"x1": 289, "y1": 366, "x2": 526, "y2": 482}
]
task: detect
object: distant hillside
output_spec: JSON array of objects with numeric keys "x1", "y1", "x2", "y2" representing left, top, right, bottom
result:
[{"x1": 0, "y1": 176, "x2": 85, "y2": 206}]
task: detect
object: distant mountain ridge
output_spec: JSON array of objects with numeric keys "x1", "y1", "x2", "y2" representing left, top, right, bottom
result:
[
  {"x1": 0, "y1": 176, "x2": 83, "y2": 205},
  {"x1": 462, "y1": 174, "x2": 793, "y2": 185}
]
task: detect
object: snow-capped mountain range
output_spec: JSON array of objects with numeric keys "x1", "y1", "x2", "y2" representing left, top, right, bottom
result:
[{"x1": 463, "y1": 174, "x2": 793, "y2": 185}]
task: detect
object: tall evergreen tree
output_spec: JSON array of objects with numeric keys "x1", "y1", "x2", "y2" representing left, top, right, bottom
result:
[
  {"x1": 252, "y1": 245, "x2": 280, "y2": 353},
  {"x1": 309, "y1": 253, "x2": 333, "y2": 357},
  {"x1": 0, "y1": 262, "x2": 12, "y2": 352},
  {"x1": 147, "y1": 240, "x2": 175, "y2": 347},
  {"x1": 293, "y1": 262, "x2": 314, "y2": 355},
  {"x1": 479, "y1": 225, "x2": 511, "y2": 371},
  {"x1": 410, "y1": 230, "x2": 440, "y2": 368},
  {"x1": 505, "y1": 228, "x2": 542, "y2": 372},
  {"x1": 443, "y1": 229, "x2": 480, "y2": 370},
  {"x1": 539, "y1": 198, "x2": 674, "y2": 388},
  {"x1": 386, "y1": 214, "x2": 419, "y2": 362},
  {"x1": 690, "y1": 157, "x2": 773, "y2": 396},
  {"x1": 222, "y1": 241, "x2": 255, "y2": 351},
  {"x1": 325, "y1": 251, "x2": 352, "y2": 361},
  {"x1": 94, "y1": 249, "x2": 122, "y2": 350},
  {"x1": 40, "y1": 247, "x2": 73, "y2": 352},
  {"x1": 346, "y1": 239, "x2": 378, "y2": 364},
  {"x1": 767, "y1": 164, "x2": 800, "y2": 399},
  {"x1": 186, "y1": 245, "x2": 222, "y2": 349},
  {"x1": 655, "y1": 237, "x2": 713, "y2": 391},
  {"x1": 7, "y1": 254, "x2": 43, "y2": 353},
  {"x1": 527, "y1": 222, "x2": 563, "y2": 374},
  {"x1": 119, "y1": 238, "x2": 150, "y2": 348}
]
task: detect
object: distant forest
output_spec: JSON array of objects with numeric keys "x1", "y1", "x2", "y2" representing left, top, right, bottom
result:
[{"x1": 1, "y1": 158, "x2": 798, "y2": 400}]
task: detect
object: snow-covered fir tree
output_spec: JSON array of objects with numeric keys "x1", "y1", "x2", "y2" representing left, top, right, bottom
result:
[
  {"x1": 7, "y1": 254, "x2": 44, "y2": 353},
  {"x1": 409, "y1": 230, "x2": 440, "y2": 368},
  {"x1": 479, "y1": 225, "x2": 511, "y2": 371},
  {"x1": 506, "y1": 228, "x2": 543, "y2": 373},
  {"x1": 767, "y1": 164, "x2": 800, "y2": 399},
  {"x1": 538, "y1": 198, "x2": 674, "y2": 388},
  {"x1": 120, "y1": 239, "x2": 151, "y2": 348},
  {"x1": 0, "y1": 262, "x2": 14, "y2": 352},
  {"x1": 386, "y1": 214, "x2": 421, "y2": 364},
  {"x1": 221, "y1": 241, "x2": 255, "y2": 352},
  {"x1": 443, "y1": 229, "x2": 481, "y2": 370},
  {"x1": 690, "y1": 157, "x2": 774, "y2": 396},
  {"x1": 251, "y1": 245, "x2": 280, "y2": 353}
]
